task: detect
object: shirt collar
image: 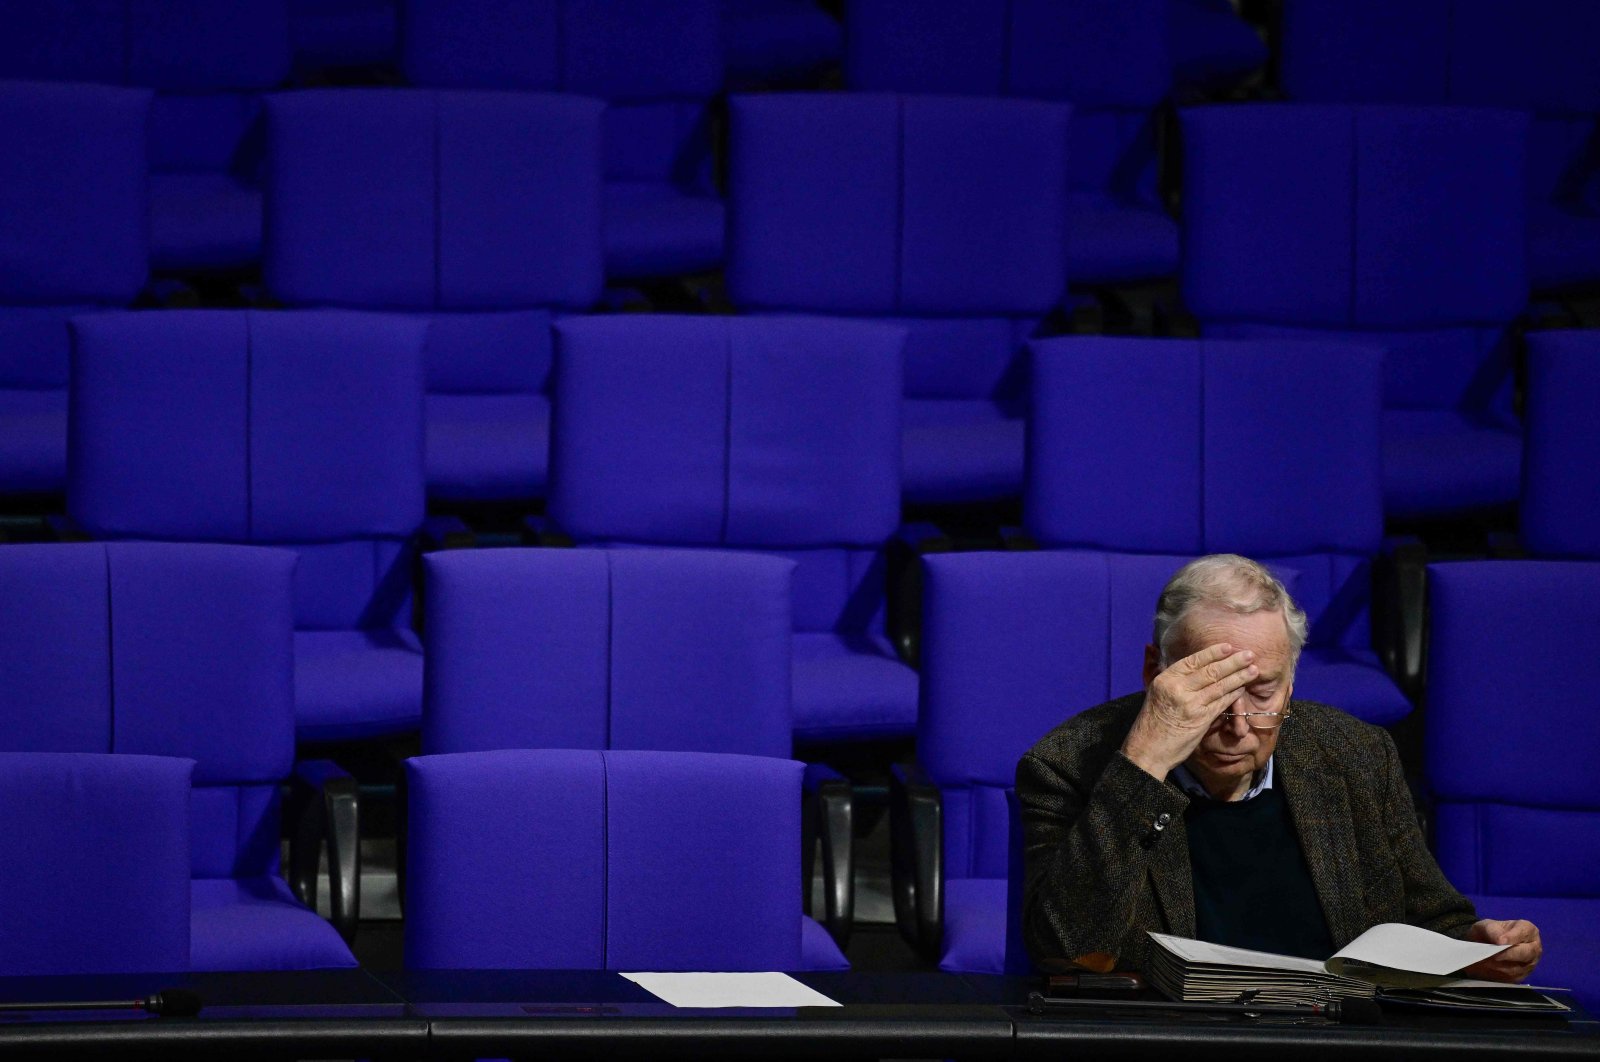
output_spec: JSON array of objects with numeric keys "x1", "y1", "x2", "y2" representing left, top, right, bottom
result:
[{"x1": 1171, "y1": 755, "x2": 1275, "y2": 802}]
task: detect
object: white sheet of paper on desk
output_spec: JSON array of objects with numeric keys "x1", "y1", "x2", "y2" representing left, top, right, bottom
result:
[
  {"x1": 1327, "y1": 922, "x2": 1508, "y2": 978},
  {"x1": 620, "y1": 972, "x2": 842, "y2": 1008}
]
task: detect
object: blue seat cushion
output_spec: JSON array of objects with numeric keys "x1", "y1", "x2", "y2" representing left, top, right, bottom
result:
[
  {"x1": 1465, "y1": 894, "x2": 1600, "y2": 1015},
  {"x1": 1064, "y1": 194, "x2": 1179, "y2": 286},
  {"x1": 604, "y1": 181, "x2": 725, "y2": 280},
  {"x1": 1293, "y1": 646, "x2": 1411, "y2": 728},
  {"x1": 800, "y1": 914, "x2": 850, "y2": 970},
  {"x1": 1382, "y1": 410, "x2": 1521, "y2": 519},
  {"x1": 939, "y1": 876, "x2": 1008, "y2": 973},
  {"x1": 0, "y1": 389, "x2": 66, "y2": 494},
  {"x1": 903, "y1": 399, "x2": 1024, "y2": 505},
  {"x1": 294, "y1": 628, "x2": 423, "y2": 743},
  {"x1": 425, "y1": 392, "x2": 550, "y2": 503},
  {"x1": 1528, "y1": 203, "x2": 1600, "y2": 291},
  {"x1": 792, "y1": 631, "x2": 917, "y2": 741},
  {"x1": 191, "y1": 876, "x2": 357, "y2": 971},
  {"x1": 724, "y1": 0, "x2": 843, "y2": 84},
  {"x1": 150, "y1": 173, "x2": 262, "y2": 273}
]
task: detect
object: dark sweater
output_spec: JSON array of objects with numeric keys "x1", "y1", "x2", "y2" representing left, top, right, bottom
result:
[{"x1": 1184, "y1": 785, "x2": 1335, "y2": 961}]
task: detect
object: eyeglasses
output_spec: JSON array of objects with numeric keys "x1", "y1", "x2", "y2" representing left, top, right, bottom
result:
[{"x1": 1213, "y1": 710, "x2": 1285, "y2": 731}]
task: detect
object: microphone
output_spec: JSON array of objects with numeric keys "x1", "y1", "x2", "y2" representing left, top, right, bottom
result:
[{"x1": 0, "y1": 989, "x2": 202, "y2": 1017}]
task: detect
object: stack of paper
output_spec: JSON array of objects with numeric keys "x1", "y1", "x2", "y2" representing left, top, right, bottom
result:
[{"x1": 1146, "y1": 934, "x2": 1376, "y2": 1006}]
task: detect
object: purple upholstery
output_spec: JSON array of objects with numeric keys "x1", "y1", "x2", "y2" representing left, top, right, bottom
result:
[
  {"x1": 1522, "y1": 331, "x2": 1600, "y2": 558},
  {"x1": 0, "y1": 752, "x2": 193, "y2": 976},
  {"x1": 1279, "y1": 0, "x2": 1600, "y2": 290},
  {"x1": 727, "y1": 93, "x2": 1069, "y2": 503},
  {"x1": 0, "y1": 3, "x2": 292, "y2": 273},
  {"x1": 69, "y1": 309, "x2": 427, "y2": 743},
  {"x1": 724, "y1": 0, "x2": 842, "y2": 86},
  {"x1": 1181, "y1": 104, "x2": 1530, "y2": 518},
  {"x1": 1426, "y1": 560, "x2": 1600, "y2": 1012},
  {"x1": 845, "y1": 0, "x2": 1177, "y2": 285},
  {"x1": 399, "y1": 0, "x2": 724, "y2": 280},
  {"x1": 0, "y1": 543, "x2": 356, "y2": 971},
  {"x1": 263, "y1": 88, "x2": 602, "y2": 501},
  {"x1": 0, "y1": 82, "x2": 148, "y2": 496},
  {"x1": 1168, "y1": 0, "x2": 1266, "y2": 91},
  {"x1": 550, "y1": 314, "x2": 914, "y2": 742},
  {"x1": 424, "y1": 548, "x2": 793, "y2": 758},
  {"x1": 406, "y1": 749, "x2": 814, "y2": 971},
  {"x1": 289, "y1": 0, "x2": 396, "y2": 70},
  {"x1": 1025, "y1": 337, "x2": 1408, "y2": 726}
]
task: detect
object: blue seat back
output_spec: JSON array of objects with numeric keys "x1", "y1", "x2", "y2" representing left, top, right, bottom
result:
[
  {"x1": 549, "y1": 315, "x2": 904, "y2": 636},
  {"x1": 1522, "y1": 331, "x2": 1600, "y2": 558},
  {"x1": 0, "y1": 752, "x2": 193, "y2": 975},
  {"x1": 69, "y1": 310, "x2": 426, "y2": 633},
  {"x1": 1426, "y1": 561, "x2": 1600, "y2": 901},
  {"x1": 726, "y1": 93, "x2": 1068, "y2": 404},
  {"x1": 1181, "y1": 104, "x2": 1529, "y2": 413},
  {"x1": 424, "y1": 548, "x2": 793, "y2": 757},
  {"x1": 845, "y1": 0, "x2": 1169, "y2": 203},
  {"x1": 401, "y1": 0, "x2": 722, "y2": 192},
  {"x1": 0, "y1": 543, "x2": 295, "y2": 882},
  {"x1": 405, "y1": 749, "x2": 805, "y2": 970}
]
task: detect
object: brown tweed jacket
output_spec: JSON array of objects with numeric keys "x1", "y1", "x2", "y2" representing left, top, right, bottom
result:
[{"x1": 1016, "y1": 693, "x2": 1478, "y2": 974}]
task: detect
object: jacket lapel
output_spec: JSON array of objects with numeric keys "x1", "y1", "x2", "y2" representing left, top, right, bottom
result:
[
  {"x1": 1278, "y1": 713, "x2": 1368, "y2": 948},
  {"x1": 1150, "y1": 781, "x2": 1196, "y2": 938}
]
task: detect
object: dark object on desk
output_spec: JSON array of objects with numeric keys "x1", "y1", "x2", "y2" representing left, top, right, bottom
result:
[
  {"x1": 1045, "y1": 972, "x2": 1146, "y2": 998},
  {"x1": 1027, "y1": 990, "x2": 1385, "y2": 1025},
  {"x1": 0, "y1": 989, "x2": 201, "y2": 1017}
]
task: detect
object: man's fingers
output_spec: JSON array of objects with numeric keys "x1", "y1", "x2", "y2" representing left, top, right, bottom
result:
[
  {"x1": 1197, "y1": 660, "x2": 1261, "y2": 711},
  {"x1": 1496, "y1": 942, "x2": 1540, "y2": 966},
  {"x1": 1180, "y1": 648, "x2": 1255, "y2": 691},
  {"x1": 1174, "y1": 643, "x2": 1236, "y2": 679}
]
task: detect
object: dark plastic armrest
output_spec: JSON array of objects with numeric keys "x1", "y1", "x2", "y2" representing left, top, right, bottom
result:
[
  {"x1": 521, "y1": 515, "x2": 574, "y2": 547},
  {"x1": 44, "y1": 515, "x2": 92, "y2": 543},
  {"x1": 999, "y1": 526, "x2": 1039, "y2": 551},
  {"x1": 418, "y1": 515, "x2": 476, "y2": 552},
  {"x1": 1375, "y1": 535, "x2": 1428, "y2": 704},
  {"x1": 800, "y1": 763, "x2": 854, "y2": 949},
  {"x1": 889, "y1": 761, "x2": 943, "y2": 963},
  {"x1": 887, "y1": 522, "x2": 955, "y2": 668},
  {"x1": 288, "y1": 759, "x2": 360, "y2": 944}
]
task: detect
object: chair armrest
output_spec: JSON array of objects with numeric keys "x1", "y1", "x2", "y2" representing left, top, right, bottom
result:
[
  {"x1": 1373, "y1": 535, "x2": 1428, "y2": 704},
  {"x1": 800, "y1": 763, "x2": 854, "y2": 950},
  {"x1": 887, "y1": 522, "x2": 954, "y2": 668},
  {"x1": 287, "y1": 759, "x2": 361, "y2": 944},
  {"x1": 521, "y1": 515, "x2": 574, "y2": 547},
  {"x1": 418, "y1": 515, "x2": 476, "y2": 552},
  {"x1": 889, "y1": 760, "x2": 943, "y2": 963}
]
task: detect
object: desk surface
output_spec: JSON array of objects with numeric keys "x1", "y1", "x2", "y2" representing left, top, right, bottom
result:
[{"x1": 0, "y1": 969, "x2": 1591, "y2": 1062}]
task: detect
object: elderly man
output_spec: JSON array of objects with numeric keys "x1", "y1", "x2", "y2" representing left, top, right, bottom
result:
[{"x1": 1017, "y1": 554, "x2": 1541, "y2": 980}]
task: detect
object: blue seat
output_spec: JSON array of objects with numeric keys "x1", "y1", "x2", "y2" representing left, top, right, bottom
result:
[
  {"x1": 1025, "y1": 337, "x2": 1410, "y2": 726},
  {"x1": 727, "y1": 93, "x2": 1070, "y2": 504},
  {"x1": 0, "y1": 2, "x2": 292, "y2": 276},
  {"x1": 423, "y1": 547, "x2": 849, "y2": 967},
  {"x1": 0, "y1": 543, "x2": 357, "y2": 971},
  {"x1": 845, "y1": 0, "x2": 1177, "y2": 286},
  {"x1": 1523, "y1": 330, "x2": 1600, "y2": 556},
  {"x1": 406, "y1": 749, "x2": 817, "y2": 971},
  {"x1": 547, "y1": 315, "x2": 917, "y2": 745},
  {"x1": 723, "y1": 0, "x2": 842, "y2": 88},
  {"x1": 1426, "y1": 560, "x2": 1600, "y2": 1014},
  {"x1": 1168, "y1": 0, "x2": 1266, "y2": 93},
  {"x1": 69, "y1": 310, "x2": 429, "y2": 746},
  {"x1": 289, "y1": 0, "x2": 397, "y2": 72},
  {"x1": 263, "y1": 88, "x2": 604, "y2": 503},
  {"x1": 1278, "y1": 0, "x2": 1600, "y2": 293},
  {"x1": 400, "y1": 0, "x2": 724, "y2": 282},
  {"x1": 1181, "y1": 104, "x2": 1530, "y2": 520},
  {"x1": 0, "y1": 752, "x2": 193, "y2": 976},
  {"x1": 0, "y1": 81, "x2": 149, "y2": 498}
]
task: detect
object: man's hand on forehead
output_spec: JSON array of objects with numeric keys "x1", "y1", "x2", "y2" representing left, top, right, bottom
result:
[{"x1": 1122, "y1": 642, "x2": 1259, "y2": 781}]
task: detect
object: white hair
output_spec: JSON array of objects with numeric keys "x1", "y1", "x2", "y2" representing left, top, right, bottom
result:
[{"x1": 1153, "y1": 554, "x2": 1308, "y2": 669}]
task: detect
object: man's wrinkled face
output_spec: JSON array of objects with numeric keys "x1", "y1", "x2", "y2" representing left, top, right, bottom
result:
[{"x1": 1154, "y1": 605, "x2": 1294, "y2": 796}]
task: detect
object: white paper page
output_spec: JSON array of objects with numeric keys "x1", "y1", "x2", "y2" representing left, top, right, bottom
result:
[
  {"x1": 1327, "y1": 923, "x2": 1507, "y2": 978},
  {"x1": 1147, "y1": 932, "x2": 1329, "y2": 974},
  {"x1": 620, "y1": 972, "x2": 842, "y2": 1009}
]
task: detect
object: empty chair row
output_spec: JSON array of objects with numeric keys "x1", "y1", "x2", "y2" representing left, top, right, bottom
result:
[
  {"x1": 0, "y1": 747, "x2": 820, "y2": 978},
  {"x1": 0, "y1": 81, "x2": 1549, "y2": 519}
]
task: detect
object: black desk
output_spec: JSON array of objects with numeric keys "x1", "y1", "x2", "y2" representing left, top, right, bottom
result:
[{"x1": 0, "y1": 969, "x2": 1594, "y2": 1061}]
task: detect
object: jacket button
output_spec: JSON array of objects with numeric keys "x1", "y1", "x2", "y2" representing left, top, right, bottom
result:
[{"x1": 1154, "y1": 812, "x2": 1171, "y2": 829}]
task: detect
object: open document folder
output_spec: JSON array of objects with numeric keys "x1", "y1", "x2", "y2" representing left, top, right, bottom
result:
[{"x1": 1147, "y1": 924, "x2": 1569, "y2": 1012}]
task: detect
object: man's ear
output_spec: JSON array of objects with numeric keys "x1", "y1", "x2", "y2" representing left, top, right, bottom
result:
[{"x1": 1142, "y1": 643, "x2": 1161, "y2": 688}]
